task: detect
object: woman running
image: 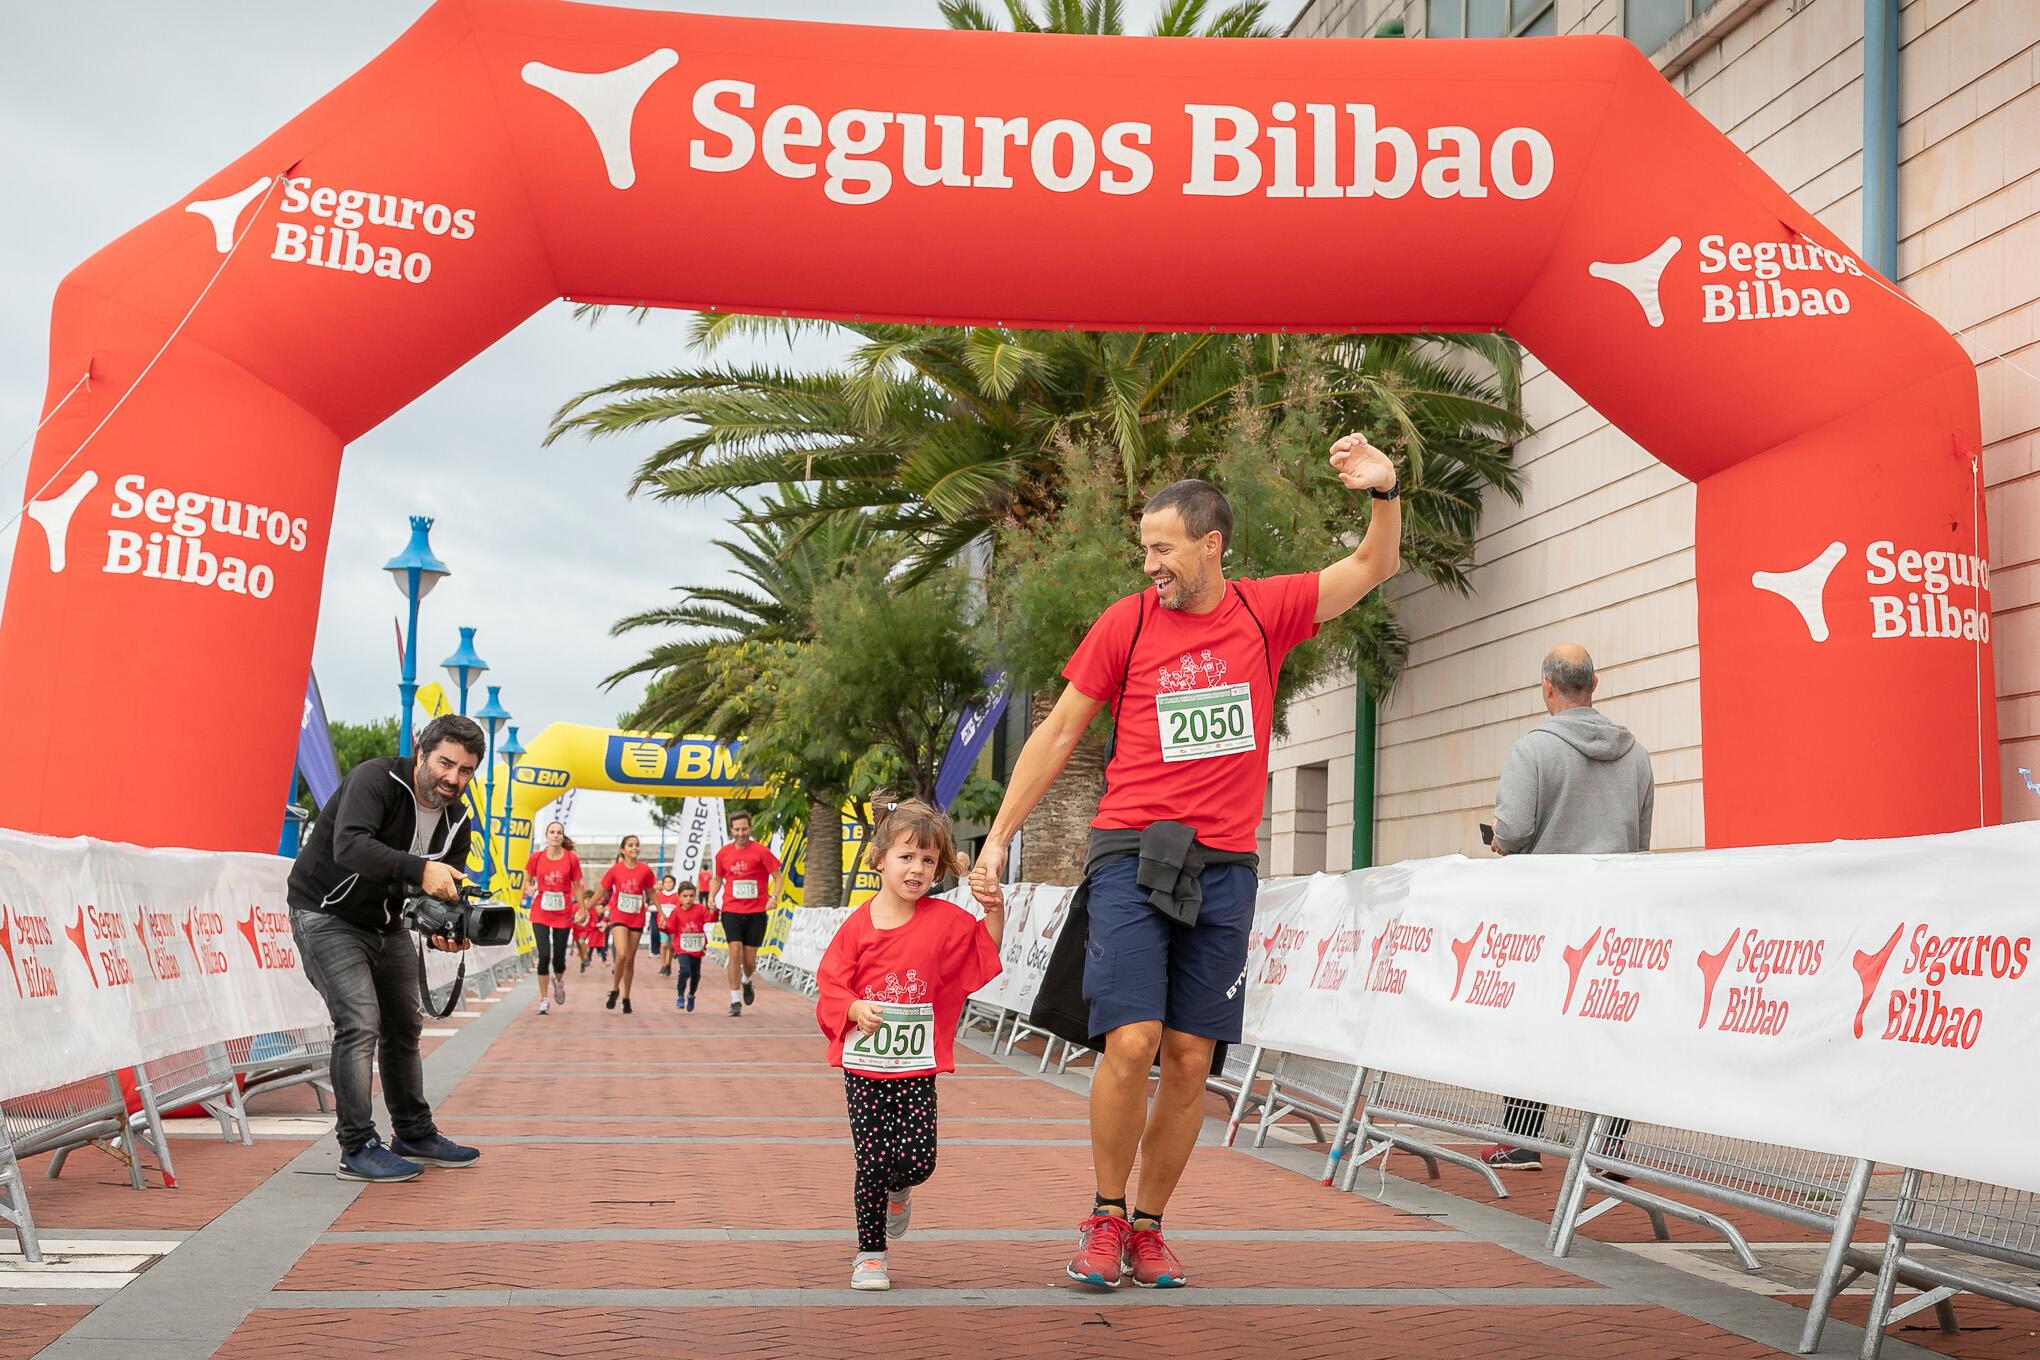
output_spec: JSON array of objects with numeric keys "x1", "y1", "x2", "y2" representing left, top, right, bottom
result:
[
  {"x1": 599, "y1": 834, "x2": 658, "y2": 1015},
  {"x1": 522, "y1": 821, "x2": 582, "y2": 1017}
]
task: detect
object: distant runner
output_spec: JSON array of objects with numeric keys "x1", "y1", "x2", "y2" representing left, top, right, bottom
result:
[
  {"x1": 665, "y1": 883, "x2": 714, "y2": 1013},
  {"x1": 522, "y1": 821, "x2": 582, "y2": 1017},
  {"x1": 599, "y1": 834, "x2": 657, "y2": 1015},
  {"x1": 707, "y1": 810, "x2": 781, "y2": 1018}
]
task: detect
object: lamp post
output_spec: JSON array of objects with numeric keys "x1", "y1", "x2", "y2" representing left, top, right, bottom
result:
[
  {"x1": 499, "y1": 724, "x2": 526, "y2": 894},
  {"x1": 440, "y1": 626, "x2": 489, "y2": 716},
  {"x1": 474, "y1": 686, "x2": 511, "y2": 887},
  {"x1": 384, "y1": 516, "x2": 450, "y2": 758}
]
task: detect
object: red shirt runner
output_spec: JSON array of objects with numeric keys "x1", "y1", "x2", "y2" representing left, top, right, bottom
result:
[
  {"x1": 714, "y1": 841, "x2": 781, "y2": 915},
  {"x1": 601, "y1": 862, "x2": 658, "y2": 929},
  {"x1": 524, "y1": 848, "x2": 582, "y2": 929},
  {"x1": 816, "y1": 899, "x2": 1002, "y2": 1079},
  {"x1": 665, "y1": 903, "x2": 716, "y2": 956},
  {"x1": 1062, "y1": 573, "x2": 1320, "y2": 852}
]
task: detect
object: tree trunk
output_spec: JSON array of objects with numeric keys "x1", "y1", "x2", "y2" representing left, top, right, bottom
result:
[
  {"x1": 1018, "y1": 690, "x2": 1106, "y2": 886},
  {"x1": 804, "y1": 791, "x2": 844, "y2": 912}
]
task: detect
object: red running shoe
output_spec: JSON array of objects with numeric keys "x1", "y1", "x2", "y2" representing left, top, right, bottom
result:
[
  {"x1": 1127, "y1": 1226, "x2": 1186, "y2": 1288},
  {"x1": 1066, "y1": 1212, "x2": 1131, "y2": 1288}
]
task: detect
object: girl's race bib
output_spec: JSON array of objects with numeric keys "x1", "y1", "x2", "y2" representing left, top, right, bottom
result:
[{"x1": 844, "y1": 1003, "x2": 936, "y2": 1075}]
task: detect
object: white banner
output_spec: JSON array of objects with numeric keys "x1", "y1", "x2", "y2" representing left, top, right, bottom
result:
[
  {"x1": 671, "y1": 797, "x2": 727, "y2": 884},
  {"x1": 0, "y1": 831, "x2": 330, "y2": 1101},
  {"x1": 773, "y1": 822, "x2": 2040, "y2": 1196},
  {"x1": 781, "y1": 905, "x2": 854, "y2": 978}
]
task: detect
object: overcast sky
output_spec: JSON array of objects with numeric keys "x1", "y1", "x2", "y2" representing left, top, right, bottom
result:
[{"x1": 0, "y1": 0, "x2": 1304, "y2": 833}]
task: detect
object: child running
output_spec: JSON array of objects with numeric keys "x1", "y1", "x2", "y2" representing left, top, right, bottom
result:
[
  {"x1": 664, "y1": 883, "x2": 714, "y2": 1012},
  {"x1": 654, "y1": 874, "x2": 681, "y2": 976},
  {"x1": 815, "y1": 795, "x2": 1004, "y2": 1292},
  {"x1": 574, "y1": 888, "x2": 608, "y2": 973},
  {"x1": 600, "y1": 834, "x2": 657, "y2": 1014}
]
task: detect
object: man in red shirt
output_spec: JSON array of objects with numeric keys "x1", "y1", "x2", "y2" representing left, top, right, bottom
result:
[
  {"x1": 707, "y1": 809, "x2": 782, "y2": 1017},
  {"x1": 971, "y1": 435, "x2": 1400, "y2": 1290}
]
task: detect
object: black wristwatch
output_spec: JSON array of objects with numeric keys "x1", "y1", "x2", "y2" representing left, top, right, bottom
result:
[{"x1": 1370, "y1": 481, "x2": 1401, "y2": 501}]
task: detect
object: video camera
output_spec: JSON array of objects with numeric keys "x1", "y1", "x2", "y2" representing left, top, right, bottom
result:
[{"x1": 401, "y1": 883, "x2": 516, "y2": 947}]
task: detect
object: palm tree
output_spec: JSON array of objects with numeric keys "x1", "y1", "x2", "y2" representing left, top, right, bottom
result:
[
  {"x1": 937, "y1": 0, "x2": 1280, "y2": 38},
  {"x1": 551, "y1": 322, "x2": 1526, "y2": 589}
]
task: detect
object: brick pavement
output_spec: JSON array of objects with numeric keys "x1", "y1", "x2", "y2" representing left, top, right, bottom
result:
[{"x1": 6, "y1": 973, "x2": 2023, "y2": 1358}]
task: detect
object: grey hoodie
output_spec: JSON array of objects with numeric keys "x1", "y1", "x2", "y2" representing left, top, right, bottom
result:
[{"x1": 1492, "y1": 707, "x2": 1654, "y2": 855}]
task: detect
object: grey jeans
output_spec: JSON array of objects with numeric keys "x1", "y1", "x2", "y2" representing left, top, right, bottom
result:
[{"x1": 290, "y1": 908, "x2": 435, "y2": 1154}]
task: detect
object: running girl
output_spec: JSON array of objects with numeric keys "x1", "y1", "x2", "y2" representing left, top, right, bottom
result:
[
  {"x1": 665, "y1": 884, "x2": 714, "y2": 1013},
  {"x1": 522, "y1": 822, "x2": 581, "y2": 1016},
  {"x1": 653, "y1": 874, "x2": 681, "y2": 975},
  {"x1": 574, "y1": 887, "x2": 607, "y2": 972},
  {"x1": 599, "y1": 835, "x2": 657, "y2": 1015},
  {"x1": 815, "y1": 796, "x2": 1005, "y2": 1292}
]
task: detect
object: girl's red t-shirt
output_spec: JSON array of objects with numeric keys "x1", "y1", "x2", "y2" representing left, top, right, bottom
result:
[
  {"x1": 816, "y1": 898, "x2": 1001, "y2": 1079},
  {"x1": 524, "y1": 849, "x2": 582, "y2": 929},
  {"x1": 665, "y1": 904, "x2": 715, "y2": 955},
  {"x1": 601, "y1": 862, "x2": 659, "y2": 929}
]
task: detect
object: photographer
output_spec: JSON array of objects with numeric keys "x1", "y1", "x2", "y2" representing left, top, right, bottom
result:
[{"x1": 287, "y1": 714, "x2": 486, "y2": 1183}]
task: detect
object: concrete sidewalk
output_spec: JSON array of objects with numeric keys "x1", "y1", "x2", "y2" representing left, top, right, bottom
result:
[{"x1": 1, "y1": 973, "x2": 2027, "y2": 1358}]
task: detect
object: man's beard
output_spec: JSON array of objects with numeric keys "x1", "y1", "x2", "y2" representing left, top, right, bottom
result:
[{"x1": 1158, "y1": 566, "x2": 1207, "y2": 612}]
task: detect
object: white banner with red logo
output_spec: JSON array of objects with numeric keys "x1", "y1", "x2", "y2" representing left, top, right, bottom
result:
[
  {"x1": 0, "y1": 830, "x2": 331, "y2": 1102},
  {"x1": 1239, "y1": 822, "x2": 2040, "y2": 1196}
]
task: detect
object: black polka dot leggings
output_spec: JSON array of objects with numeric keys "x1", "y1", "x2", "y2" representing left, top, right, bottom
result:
[{"x1": 844, "y1": 1071, "x2": 938, "y2": 1254}]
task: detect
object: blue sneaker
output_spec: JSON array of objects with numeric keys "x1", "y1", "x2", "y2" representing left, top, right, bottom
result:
[
  {"x1": 337, "y1": 1137, "x2": 422, "y2": 1183},
  {"x1": 676, "y1": 995, "x2": 686, "y2": 1010},
  {"x1": 389, "y1": 1131, "x2": 480, "y2": 1169}
]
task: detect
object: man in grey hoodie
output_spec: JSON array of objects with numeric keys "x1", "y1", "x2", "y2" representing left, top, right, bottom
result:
[
  {"x1": 1484, "y1": 645, "x2": 1654, "y2": 1170},
  {"x1": 1492, "y1": 644, "x2": 1653, "y2": 857}
]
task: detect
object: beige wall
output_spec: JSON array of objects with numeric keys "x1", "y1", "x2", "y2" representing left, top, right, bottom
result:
[{"x1": 1263, "y1": 0, "x2": 2040, "y2": 870}]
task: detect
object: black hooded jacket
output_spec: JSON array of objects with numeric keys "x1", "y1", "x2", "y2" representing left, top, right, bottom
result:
[{"x1": 287, "y1": 754, "x2": 473, "y2": 932}]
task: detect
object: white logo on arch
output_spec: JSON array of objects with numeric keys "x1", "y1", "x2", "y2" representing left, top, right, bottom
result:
[
  {"x1": 1589, "y1": 236, "x2": 1681, "y2": 328},
  {"x1": 522, "y1": 49, "x2": 679, "y2": 190},
  {"x1": 185, "y1": 177, "x2": 271, "y2": 254},
  {"x1": 1752, "y1": 541, "x2": 1846, "y2": 643},
  {"x1": 24, "y1": 470, "x2": 97, "y2": 573}
]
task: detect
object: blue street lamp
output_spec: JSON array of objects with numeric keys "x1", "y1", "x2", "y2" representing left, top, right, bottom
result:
[
  {"x1": 499, "y1": 724, "x2": 527, "y2": 888},
  {"x1": 474, "y1": 686, "x2": 512, "y2": 885},
  {"x1": 440, "y1": 626, "x2": 489, "y2": 716},
  {"x1": 384, "y1": 516, "x2": 450, "y2": 758}
]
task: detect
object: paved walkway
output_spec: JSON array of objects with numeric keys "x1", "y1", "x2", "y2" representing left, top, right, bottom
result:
[{"x1": 2, "y1": 972, "x2": 2031, "y2": 1358}]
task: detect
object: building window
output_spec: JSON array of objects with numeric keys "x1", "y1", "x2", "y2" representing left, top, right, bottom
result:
[
  {"x1": 1623, "y1": 0, "x2": 1722, "y2": 53},
  {"x1": 1427, "y1": 0, "x2": 1556, "y2": 38}
]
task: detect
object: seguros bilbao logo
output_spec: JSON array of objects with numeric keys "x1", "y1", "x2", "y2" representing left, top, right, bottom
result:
[
  {"x1": 1749, "y1": 539, "x2": 1989, "y2": 645},
  {"x1": 1856, "y1": 922, "x2": 2031, "y2": 1052}
]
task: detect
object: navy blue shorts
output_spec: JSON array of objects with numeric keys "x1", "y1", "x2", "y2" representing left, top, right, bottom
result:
[{"x1": 1082, "y1": 855, "x2": 1257, "y2": 1043}]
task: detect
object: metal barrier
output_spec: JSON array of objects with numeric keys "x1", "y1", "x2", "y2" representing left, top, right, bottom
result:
[
  {"x1": 226, "y1": 1026, "x2": 335, "y2": 1111},
  {"x1": 92, "y1": 1044, "x2": 252, "y2": 1190},
  {"x1": 1249, "y1": 1052, "x2": 1355, "y2": 1158},
  {"x1": 1339, "y1": 1070, "x2": 1588, "y2": 1203},
  {"x1": 0, "y1": 1134, "x2": 38, "y2": 1263},
  {"x1": 1858, "y1": 1171, "x2": 2038, "y2": 1359}
]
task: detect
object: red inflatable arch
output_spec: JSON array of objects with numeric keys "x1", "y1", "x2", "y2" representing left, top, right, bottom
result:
[{"x1": 1, "y1": 0, "x2": 1995, "y2": 852}]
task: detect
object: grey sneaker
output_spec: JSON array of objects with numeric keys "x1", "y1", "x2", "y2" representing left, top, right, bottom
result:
[
  {"x1": 886, "y1": 1188, "x2": 912, "y2": 1240},
  {"x1": 1481, "y1": 1145, "x2": 1543, "y2": 1171},
  {"x1": 850, "y1": 1253, "x2": 891, "y2": 1291}
]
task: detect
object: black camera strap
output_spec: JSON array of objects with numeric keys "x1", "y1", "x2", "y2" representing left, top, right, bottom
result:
[{"x1": 415, "y1": 937, "x2": 465, "y2": 1020}]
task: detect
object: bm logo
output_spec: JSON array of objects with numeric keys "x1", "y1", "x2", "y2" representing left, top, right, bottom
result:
[
  {"x1": 513, "y1": 765, "x2": 571, "y2": 789},
  {"x1": 603, "y1": 736, "x2": 747, "y2": 787}
]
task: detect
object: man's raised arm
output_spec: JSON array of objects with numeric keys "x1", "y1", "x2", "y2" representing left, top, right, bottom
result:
[{"x1": 1316, "y1": 434, "x2": 1403, "y2": 624}]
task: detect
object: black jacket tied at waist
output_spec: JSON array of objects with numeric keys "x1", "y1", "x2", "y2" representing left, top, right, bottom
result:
[{"x1": 1028, "y1": 824, "x2": 1258, "y2": 1066}]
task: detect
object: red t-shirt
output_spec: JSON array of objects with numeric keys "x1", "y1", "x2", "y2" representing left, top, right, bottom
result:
[
  {"x1": 714, "y1": 841, "x2": 781, "y2": 914},
  {"x1": 816, "y1": 899, "x2": 1002, "y2": 1079},
  {"x1": 524, "y1": 849, "x2": 582, "y2": 929},
  {"x1": 601, "y1": 862, "x2": 658, "y2": 929},
  {"x1": 1062, "y1": 574, "x2": 1320, "y2": 852},
  {"x1": 665, "y1": 903, "x2": 715, "y2": 955}
]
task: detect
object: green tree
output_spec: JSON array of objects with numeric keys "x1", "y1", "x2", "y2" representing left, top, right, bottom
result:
[{"x1": 327, "y1": 716, "x2": 399, "y2": 781}]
